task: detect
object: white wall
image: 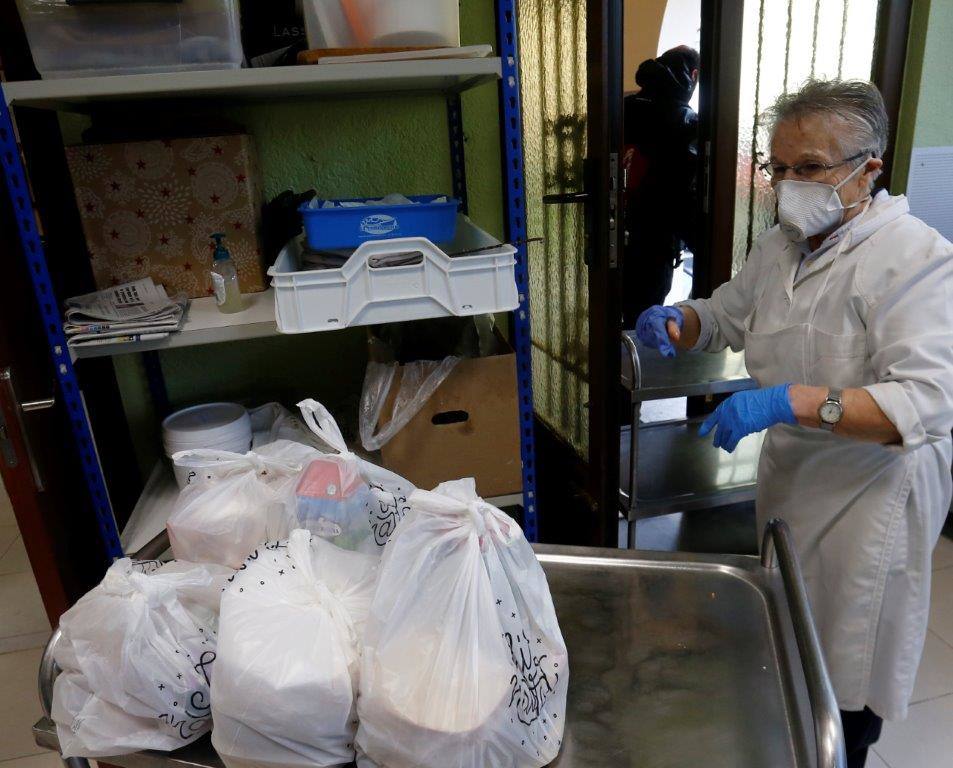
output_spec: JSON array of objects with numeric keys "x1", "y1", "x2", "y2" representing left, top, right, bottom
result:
[
  {"x1": 624, "y1": 0, "x2": 701, "y2": 105},
  {"x1": 623, "y1": 0, "x2": 667, "y2": 93}
]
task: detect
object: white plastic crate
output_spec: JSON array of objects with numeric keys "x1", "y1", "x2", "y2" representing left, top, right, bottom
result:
[{"x1": 268, "y1": 216, "x2": 518, "y2": 333}]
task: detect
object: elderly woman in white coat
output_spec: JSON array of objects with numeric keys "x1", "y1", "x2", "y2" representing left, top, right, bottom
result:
[{"x1": 637, "y1": 79, "x2": 953, "y2": 768}]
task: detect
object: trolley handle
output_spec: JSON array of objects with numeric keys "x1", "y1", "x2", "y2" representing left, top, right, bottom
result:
[
  {"x1": 37, "y1": 530, "x2": 171, "y2": 768},
  {"x1": 621, "y1": 331, "x2": 643, "y2": 393},
  {"x1": 762, "y1": 518, "x2": 847, "y2": 768},
  {"x1": 619, "y1": 332, "x2": 643, "y2": 517}
]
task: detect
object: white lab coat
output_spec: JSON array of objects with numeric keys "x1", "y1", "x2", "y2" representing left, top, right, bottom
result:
[{"x1": 682, "y1": 192, "x2": 953, "y2": 721}]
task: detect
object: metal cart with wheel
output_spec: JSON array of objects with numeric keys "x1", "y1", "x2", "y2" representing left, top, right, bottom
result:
[
  {"x1": 33, "y1": 520, "x2": 846, "y2": 768},
  {"x1": 620, "y1": 331, "x2": 762, "y2": 548}
]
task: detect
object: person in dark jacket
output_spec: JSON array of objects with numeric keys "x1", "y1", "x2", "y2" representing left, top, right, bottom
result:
[{"x1": 622, "y1": 46, "x2": 700, "y2": 328}]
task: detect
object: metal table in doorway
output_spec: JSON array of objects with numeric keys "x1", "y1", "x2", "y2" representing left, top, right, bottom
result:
[{"x1": 33, "y1": 521, "x2": 845, "y2": 768}]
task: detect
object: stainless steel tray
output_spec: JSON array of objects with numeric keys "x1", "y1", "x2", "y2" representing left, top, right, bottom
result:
[
  {"x1": 619, "y1": 420, "x2": 762, "y2": 518},
  {"x1": 621, "y1": 332, "x2": 756, "y2": 402},
  {"x1": 34, "y1": 523, "x2": 845, "y2": 768}
]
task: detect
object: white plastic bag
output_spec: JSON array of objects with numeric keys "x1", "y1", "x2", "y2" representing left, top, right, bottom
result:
[
  {"x1": 51, "y1": 559, "x2": 233, "y2": 758},
  {"x1": 211, "y1": 530, "x2": 379, "y2": 768},
  {"x1": 357, "y1": 479, "x2": 569, "y2": 768},
  {"x1": 249, "y1": 402, "x2": 328, "y2": 449},
  {"x1": 168, "y1": 440, "x2": 319, "y2": 569},
  {"x1": 358, "y1": 357, "x2": 460, "y2": 451},
  {"x1": 296, "y1": 399, "x2": 414, "y2": 552}
]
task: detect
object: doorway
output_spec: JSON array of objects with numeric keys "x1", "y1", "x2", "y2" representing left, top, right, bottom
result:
[
  {"x1": 516, "y1": 0, "x2": 624, "y2": 547},
  {"x1": 621, "y1": 9, "x2": 702, "y2": 329},
  {"x1": 517, "y1": 0, "x2": 909, "y2": 547}
]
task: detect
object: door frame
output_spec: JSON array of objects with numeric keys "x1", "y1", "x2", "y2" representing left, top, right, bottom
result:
[
  {"x1": 870, "y1": 0, "x2": 914, "y2": 192},
  {"x1": 695, "y1": 0, "x2": 745, "y2": 298},
  {"x1": 0, "y1": 1, "x2": 140, "y2": 616},
  {"x1": 586, "y1": 0, "x2": 625, "y2": 547}
]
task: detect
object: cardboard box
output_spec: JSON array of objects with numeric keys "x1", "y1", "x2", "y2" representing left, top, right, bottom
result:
[
  {"x1": 65, "y1": 134, "x2": 266, "y2": 299},
  {"x1": 379, "y1": 340, "x2": 523, "y2": 498}
]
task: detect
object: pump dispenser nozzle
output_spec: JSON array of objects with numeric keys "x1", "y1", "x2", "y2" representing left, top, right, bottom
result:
[{"x1": 211, "y1": 233, "x2": 230, "y2": 262}]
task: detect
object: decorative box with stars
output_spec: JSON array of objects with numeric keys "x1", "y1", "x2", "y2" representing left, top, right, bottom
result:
[{"x1": 65, "y1": 134, "x2": 267, "y2": 300}]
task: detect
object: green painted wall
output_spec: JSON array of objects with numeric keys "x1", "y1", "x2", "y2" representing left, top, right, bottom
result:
[
  {"x1": 892, "y1": 0, "x2": 953, "y2": 193},
  {"x1": 909, "y1": 0, "x2": 953, "y2": 148},
  {"x1": 111, "y1": 0, "x2": 504, "y2": 475}
]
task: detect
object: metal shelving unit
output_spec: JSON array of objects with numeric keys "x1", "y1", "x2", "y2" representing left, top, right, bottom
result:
[{"x1": 0, "y1": 13, "x2": 537, "y2": 558}]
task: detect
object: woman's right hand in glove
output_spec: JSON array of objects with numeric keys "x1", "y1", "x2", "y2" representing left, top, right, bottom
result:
[{"x1": 635, "y1": 305, "x2": 684, "y2": 358}]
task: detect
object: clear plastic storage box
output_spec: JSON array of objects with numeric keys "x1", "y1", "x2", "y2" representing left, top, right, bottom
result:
[
  {"x1": 268, "y1": 216, "x2": 518, "y2": 333},
  {"x1": 15, "y1": 0, "x2": 244, "y2": 79}
]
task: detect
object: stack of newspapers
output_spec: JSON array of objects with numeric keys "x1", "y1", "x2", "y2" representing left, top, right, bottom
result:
[{"x1": 64, "y1": 278, "x2": 188, "y2": 349}]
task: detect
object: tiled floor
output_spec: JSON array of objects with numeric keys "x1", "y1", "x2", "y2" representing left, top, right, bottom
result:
[
  {"x1": 1, "y1": 473, "x2": 952, "y2": 767},
  {"x1": 0, "y1": 485, "x2": 54, "y2": 768},
  {"x1": 875, "y1": 534, "x2": 953, "y2": 768}
]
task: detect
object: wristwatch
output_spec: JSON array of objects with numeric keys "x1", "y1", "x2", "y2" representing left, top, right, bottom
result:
[{"x1": 818, "y1": 388, "x2": 844, "y2": 431}]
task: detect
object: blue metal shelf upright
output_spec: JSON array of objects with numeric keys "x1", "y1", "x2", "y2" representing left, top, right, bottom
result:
[
  {"x1": 0, "y1": 2, "x2": 538, "y2": 555},
  {"x1": 497, "y1": 0, "x2": 537, "y2": 540},
  {"x1": 0, "y1": 93, "x2": 123, "y2": 559}
]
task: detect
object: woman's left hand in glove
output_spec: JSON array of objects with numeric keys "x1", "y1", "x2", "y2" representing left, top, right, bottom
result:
[{"x1": 699, "y1": 384, "x2": 798, "y2": 453}]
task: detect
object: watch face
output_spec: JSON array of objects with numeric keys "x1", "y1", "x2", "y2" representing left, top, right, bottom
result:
[{"x1": 820, "y1": 401, "x2": 843, "y2": 424}]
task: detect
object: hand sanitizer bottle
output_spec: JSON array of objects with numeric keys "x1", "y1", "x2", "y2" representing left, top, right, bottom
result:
[{"x1": 210, "y1": 233, "x2": 244, "y2": 314}]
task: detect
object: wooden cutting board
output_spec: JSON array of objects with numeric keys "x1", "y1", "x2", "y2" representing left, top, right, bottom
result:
[{"x1": 297, "y1": 46, "x2": 439, "y2": 65}]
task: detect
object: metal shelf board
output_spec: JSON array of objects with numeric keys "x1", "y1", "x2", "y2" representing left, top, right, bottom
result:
[
  {"x1": 71, "y1": 289, "x2": 278, "y2": 360},
  {"x1": 622, "y1": 332, "x2": 757, "y2": 401},
  {"x1": 620, "y1": 420, "x2": 762, "y2": 520},
  {"x1": 2, "y1": 59, "x2": 502, "y2": 112},
  {"x1": 119, "y1": 460, "x2": 178, "y2": 556}
]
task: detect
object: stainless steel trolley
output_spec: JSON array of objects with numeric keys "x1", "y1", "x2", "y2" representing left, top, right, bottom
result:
[
  {"x1": 33, "y1": 520, "x2": 845, "y2": 768},
  {"x1": 621, "y1": 332, "x2": 761, "y2": 547}
]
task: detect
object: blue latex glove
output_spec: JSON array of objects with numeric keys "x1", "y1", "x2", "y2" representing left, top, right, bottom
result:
[
  {"x1": 699, "y1": 384, "x2": 798, "y2": 453},
  {"x1": 635, "y1": 305, "x2": 684, "y2": 358}
]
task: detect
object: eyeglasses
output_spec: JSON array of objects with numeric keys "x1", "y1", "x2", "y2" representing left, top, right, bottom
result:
[{"x1": 758, "y1": 150, "x2": 870, "y2": 182}]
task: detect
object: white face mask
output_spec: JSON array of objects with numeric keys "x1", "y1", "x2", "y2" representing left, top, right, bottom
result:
[{"x1": 774, "y1": 158, "x2": 870, "y2": 242}]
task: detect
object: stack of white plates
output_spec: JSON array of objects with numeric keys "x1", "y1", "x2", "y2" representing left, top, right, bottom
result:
[{"x1": 162, "y1": 403, "x2": 252, "y2": 488}]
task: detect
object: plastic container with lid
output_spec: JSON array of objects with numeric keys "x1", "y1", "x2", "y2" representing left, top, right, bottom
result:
[
  {"x1": 303, "y1": 0, "x2": 460, "y2": 50},
  {"x1": 162, "y1": 403, "x2": 252, "y2": 487},
  {"x1": 14, "y1": 0, "x2": 244, "y2": 79},
  {"x1": 303, "y1": 0, "x2": 359, "y2": 49},
  {"x1": 348, "y1": 0, "x2": 460, "y2": 48}
]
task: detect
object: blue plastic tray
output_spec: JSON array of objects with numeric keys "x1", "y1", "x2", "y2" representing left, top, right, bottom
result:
[{"x1": 300, "y1": 194, "x2": 460, "y2": 250}]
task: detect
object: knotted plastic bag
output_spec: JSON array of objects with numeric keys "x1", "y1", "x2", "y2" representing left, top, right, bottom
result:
[
  {"x1": 52, "y1": 559, "x2": 232, "y2": 758},
  {"x1": 295, "y1": 399, "x2": 414, "y2": 553},
  {"x1": 357, "y1": 478, "x2": 569, "y2": 768},
  {"x1": 211, "y1": 530, "x2": 379, "y2": 768},
  {"x1": 168, "y1": 440, "x2": 320, "y2": 569},
  {"x1": 249, "y1": 402, "x2": 328, "y2": 449}
]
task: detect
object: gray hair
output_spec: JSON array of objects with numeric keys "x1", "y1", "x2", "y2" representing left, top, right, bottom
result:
[{"x1": 765, "y1": 79, "x2": 890, "y2": 159}]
